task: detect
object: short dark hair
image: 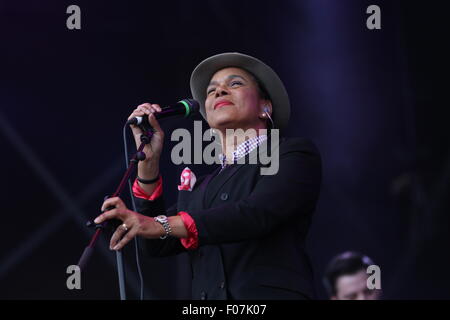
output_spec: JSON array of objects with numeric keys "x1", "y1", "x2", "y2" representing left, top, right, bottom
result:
[{"x1": 323, "y1": 251, "x2": 374, "y2": 297}]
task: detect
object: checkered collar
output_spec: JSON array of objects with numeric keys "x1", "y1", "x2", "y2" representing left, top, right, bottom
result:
[{"x1": 219, "y1": 134, "x2": 268, "y2": 168}]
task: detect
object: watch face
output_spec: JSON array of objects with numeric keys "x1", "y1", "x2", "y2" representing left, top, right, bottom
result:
[{"x1": 155, "y1": 215, "x2": 167, "y2": 223}]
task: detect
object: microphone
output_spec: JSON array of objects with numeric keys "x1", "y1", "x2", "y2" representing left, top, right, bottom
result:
[{"x1": 126, "y1": 98, "x2": 199, "y2": 127}]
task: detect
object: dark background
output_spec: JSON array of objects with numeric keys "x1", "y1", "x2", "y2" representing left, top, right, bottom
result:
[{"x1": 0, "y1": 0, "x2": 448, "y2": 299}]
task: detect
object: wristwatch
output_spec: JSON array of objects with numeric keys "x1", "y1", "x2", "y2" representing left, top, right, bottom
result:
[{"x1": 154, "y1": 215, "x2": 172, "y2": 239}]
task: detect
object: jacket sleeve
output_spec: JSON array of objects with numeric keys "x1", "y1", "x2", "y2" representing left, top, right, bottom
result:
[
  {"x1": 188, "y1": 138, "x2": 322, "y2": 246},
  {"x1": 134, "y1": 195, "x2": 187, "y2": 257}
]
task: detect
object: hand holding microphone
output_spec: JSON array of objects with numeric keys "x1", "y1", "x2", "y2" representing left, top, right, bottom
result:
[
  {"x1": 127, "y1": 99, "x2": 199, "y2": 194},
  {"x1": 127, "y1": 99, "x2": 199, "y2": 128},
  {"x1": 127, "y1": 99, "x2": 199, "y2": 163},
  {"x1": 128, "y1": 103, "x2": 165, "y2": 165}
]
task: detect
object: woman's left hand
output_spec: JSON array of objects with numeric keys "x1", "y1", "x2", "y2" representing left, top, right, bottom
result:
[{"x1": 94, "y1": 197, "x2": 162, "y2": 251}]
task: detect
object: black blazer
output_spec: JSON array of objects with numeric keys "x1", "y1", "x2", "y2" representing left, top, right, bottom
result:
[{"x1": 135, "y1": 137, "x2": 322, "y2": 300}]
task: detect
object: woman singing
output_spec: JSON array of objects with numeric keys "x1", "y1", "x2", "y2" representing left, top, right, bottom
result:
[{"x1": 94, "y1": 52, "x2": 322, "y2": 300}]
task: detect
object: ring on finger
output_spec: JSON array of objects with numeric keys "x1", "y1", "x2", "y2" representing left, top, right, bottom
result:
[{"x1": 121, "y1": 223, "x2": 128, "y2": 232}]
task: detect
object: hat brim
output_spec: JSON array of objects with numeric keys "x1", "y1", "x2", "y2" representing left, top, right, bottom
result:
[{"x1": 190, "y1": 52, "x2": 290, "y2": 131}]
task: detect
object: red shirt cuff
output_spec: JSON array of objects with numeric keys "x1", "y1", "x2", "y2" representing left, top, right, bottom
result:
[
  {"x1": 132, "y1": 176, "x2": 163, "y2": 201},
  {"x1": 178, "y1": 211, "x2": 199, "y2": 250}
]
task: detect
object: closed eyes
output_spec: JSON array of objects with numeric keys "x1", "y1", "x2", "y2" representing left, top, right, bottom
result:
[{"x1": 207, "y1": 80, "x2": 245, "y2": 95}]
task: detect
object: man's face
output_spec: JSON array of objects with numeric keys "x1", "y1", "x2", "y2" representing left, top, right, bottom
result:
[{"x1": 332, "y1": 270, "x2": 381, "y2": 300}]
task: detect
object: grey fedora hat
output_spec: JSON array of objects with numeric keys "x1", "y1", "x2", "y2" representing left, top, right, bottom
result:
[{"x1": 190, "y1": 52, "x2": 291, "y2": 131}]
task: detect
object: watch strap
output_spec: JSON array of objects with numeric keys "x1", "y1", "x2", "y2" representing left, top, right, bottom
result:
[{"x1": 154, "y1": 215, "x2": 172, "y2": 239}]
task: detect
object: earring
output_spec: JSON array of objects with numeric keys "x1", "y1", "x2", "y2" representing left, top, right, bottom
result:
[{"x1": 262, "y1": 106, "x2": 275, "y2": 129}]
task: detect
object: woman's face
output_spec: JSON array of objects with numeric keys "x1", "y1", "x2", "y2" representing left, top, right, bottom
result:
[{"x1": 204, "y1": 67, "x2": 269, "y2": 131}]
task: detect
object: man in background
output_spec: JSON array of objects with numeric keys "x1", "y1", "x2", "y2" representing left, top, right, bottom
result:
[{"x1": 323, "y1": 251, "x2": 382, "y2": 300}]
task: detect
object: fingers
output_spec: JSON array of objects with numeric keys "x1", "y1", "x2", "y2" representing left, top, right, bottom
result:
[
  {"x1": 138, "y1": 103, "x2": 163, "y2": 133},
  {"x1": 100, "y1": 197, "x2": 124, "y2": 212},
  {"x1": 94, "y1": 197, "x2": 125, "y2": 224},
  {"x1": 110, "y1": 223, "x2": 129, "y2": 249},
  {"x1": 93, "y1": 196, "x2": 144, "y2": 250},
  {"x1": 138, "y1": 103, "x2": 162, "y2": 113},
  {"x1": 147, "y1": 111, "x2": 163, "y2": 134},
  {"x1": 128, "y1": 103, "x2": 162, "y2": 121},
  {"x1": 110, "y1": 226, "x2": 138, "y2": 251},
  {"x1": 94, "y1": 208, "x2": 119, "y2": 224},
  {"x1": 127, "y1": 103, "x2": 165, "y2": 141}
]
